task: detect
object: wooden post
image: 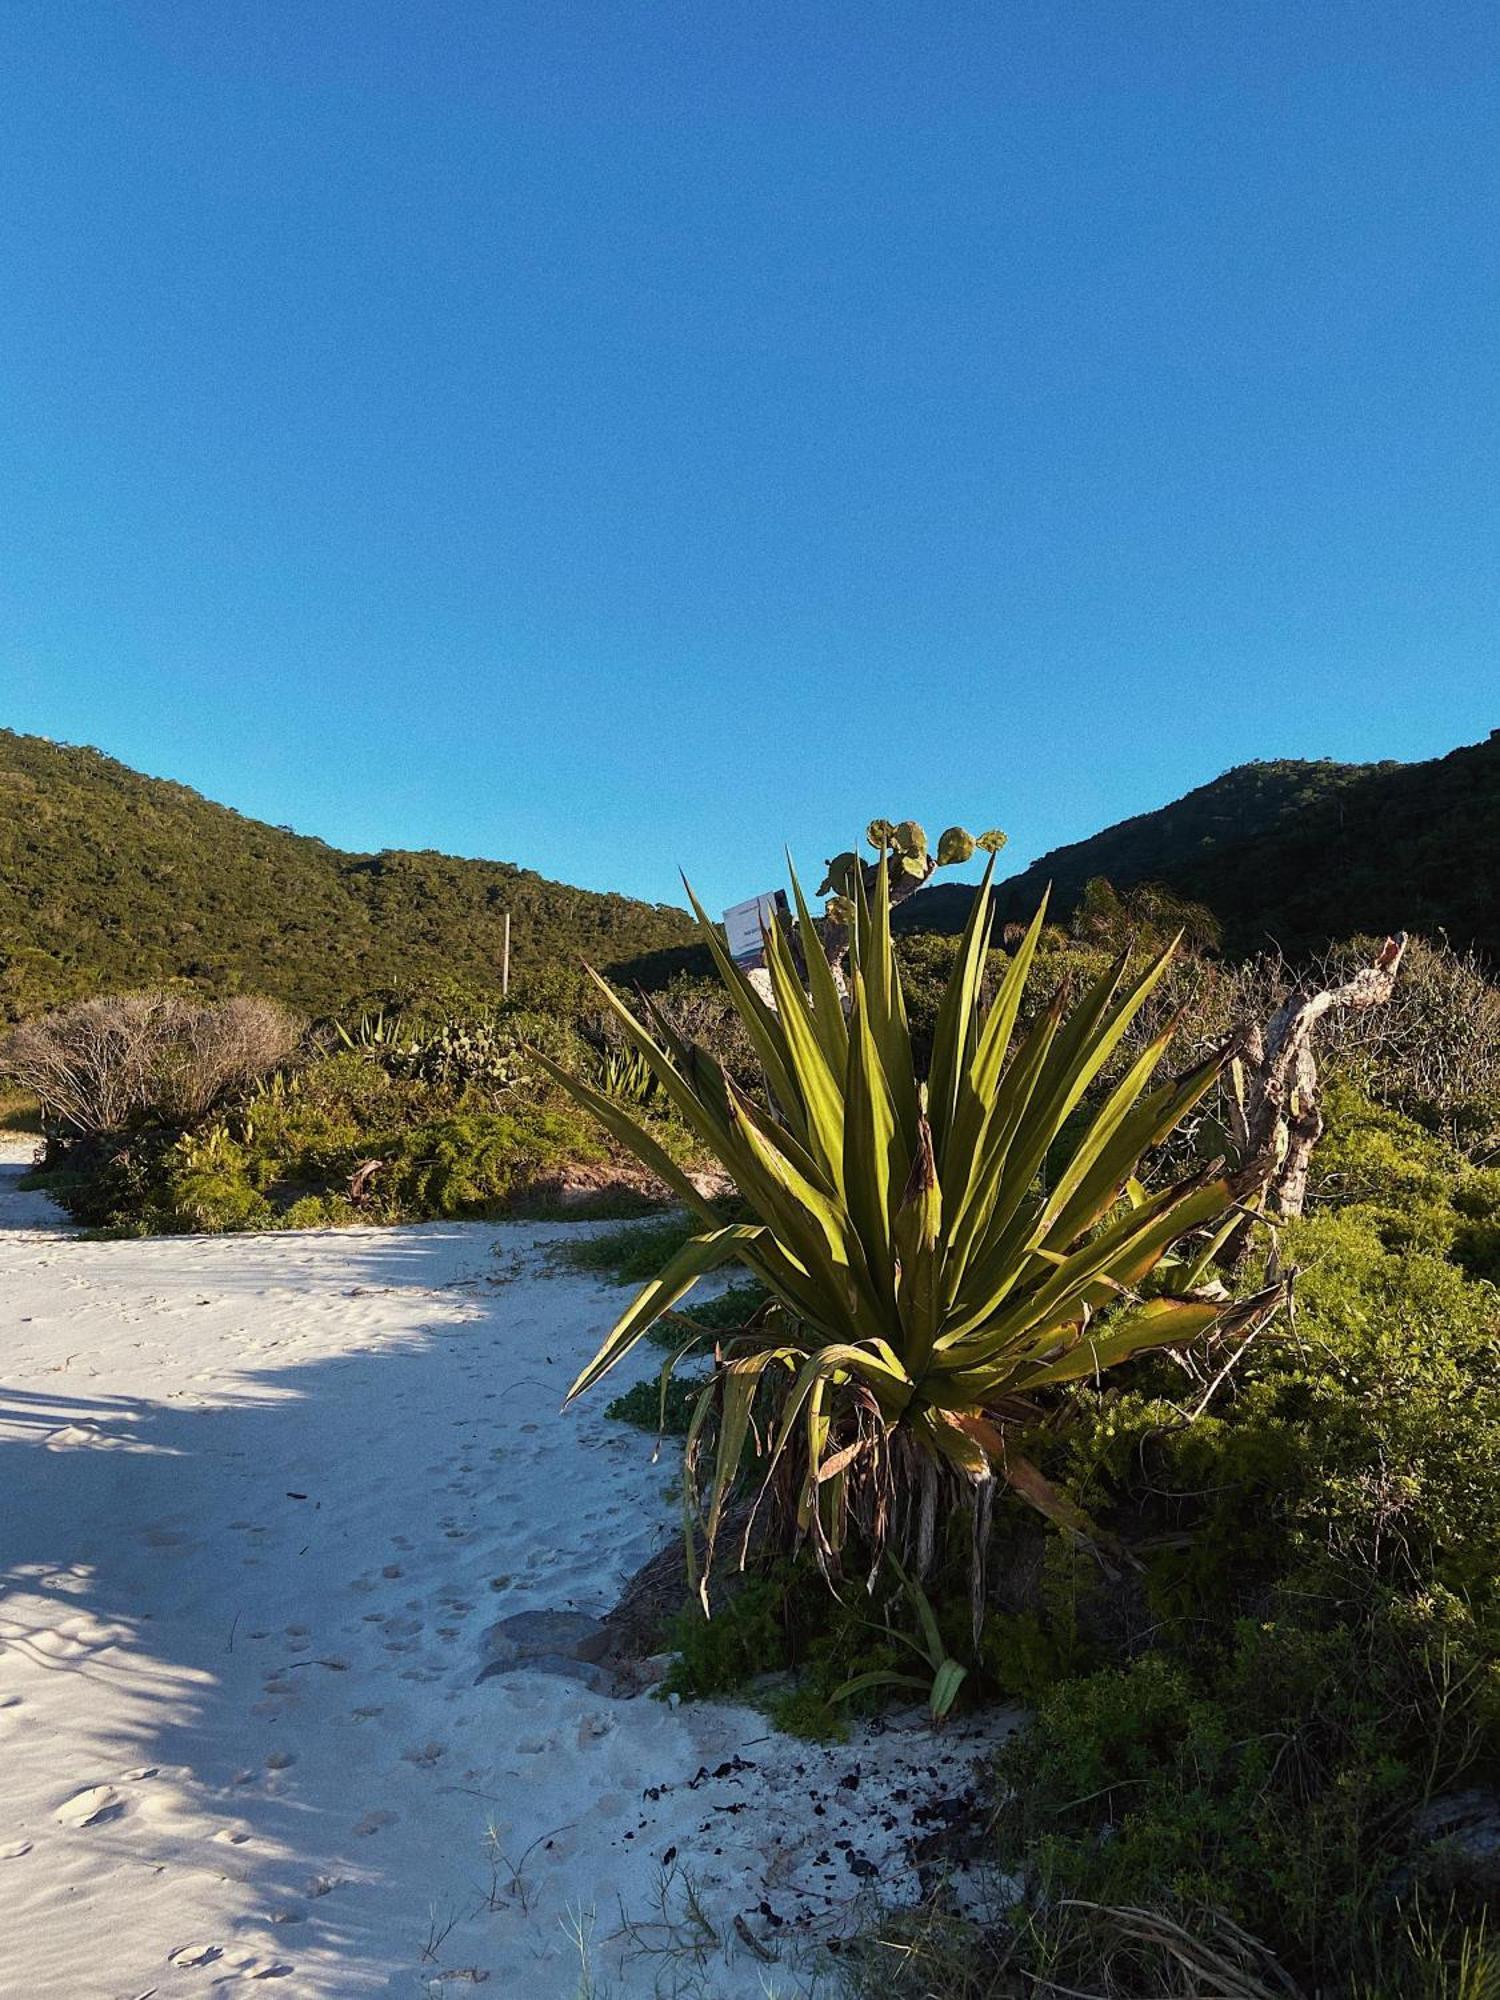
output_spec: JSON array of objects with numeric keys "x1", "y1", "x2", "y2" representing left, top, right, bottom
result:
[{"x1": 501, "y1": 912, "x2": 511, "y2": 1000}]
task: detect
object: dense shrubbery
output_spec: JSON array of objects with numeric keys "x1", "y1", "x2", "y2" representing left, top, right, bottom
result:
[
  {"x1": 969, "y1": 1112, "x2": 1500, "y2": 1987},
  {"x1": 560, "y1": 920, "x2": 1500, "y2": 1998},
  {"x1": 10, "y1": 995, "x2": 720, "y2": 1234}
]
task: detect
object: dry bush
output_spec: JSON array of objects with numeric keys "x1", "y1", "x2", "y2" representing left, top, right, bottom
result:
[
  {"x1": 1312, "y1": 936, "x2": 1500, "y2": 1152},
  {"x1": 0, "y1": 992, "x2": 303, "y2": 1139}
]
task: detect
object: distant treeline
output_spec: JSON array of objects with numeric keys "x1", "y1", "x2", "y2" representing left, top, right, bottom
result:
[
  {"x1": 903, "y1": 730, "x2": 1500, "y2": 963},
  {"x1": 0, "y1": 730, "x2": 702, "y2": 1021},
  {"x1": 5, "y1": 724, "x2": 1498, "y2": 1026}
]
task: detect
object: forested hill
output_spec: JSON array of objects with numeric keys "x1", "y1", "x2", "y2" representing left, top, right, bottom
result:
[
  {"x1": 905, "y1": 731, "x2": 1500, "y2": 962},
  {"x1": 0, "y1": 731, "x2": 697, "y2": 1019}
]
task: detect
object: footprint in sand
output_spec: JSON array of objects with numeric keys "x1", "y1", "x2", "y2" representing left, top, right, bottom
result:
[
  {"x1": 352, "y1": 1809, "x2": 397, "y2": 1836},
  {"x1": 56, "y1": 1784, "x2": 123, "y2": 1828},
  {"x1": 401, "y1": 1741, "x2": 445, "y2": 1767},
  {"x1": 0, "y1": 1840, "x2": 33, "y2": 1859},
  {"x1": 170, "y1": 1943, "x2": 224, "y2": 1967},
  {"x1": 265, "y1": 1749, "x2": 297, "y2": 1771}
]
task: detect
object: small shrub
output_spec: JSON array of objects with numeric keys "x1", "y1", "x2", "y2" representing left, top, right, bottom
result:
[
  {"x1": 376, "y1": 1108, "x2": 600, "y2": 1218},
  {"x1": 605, "y1": 1370, "x2": 710, "y2": 1436},
  {"x1": 561, "y1": 1214, "x2": 705, "y2": 1285},
  {"x1": 0, "y1": 991, "x2": 302, "y2": 1139}
]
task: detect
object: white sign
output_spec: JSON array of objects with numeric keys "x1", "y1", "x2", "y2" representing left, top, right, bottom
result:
[{"x1": 722, "y1": 890, "x2": 788, "y2": 968}]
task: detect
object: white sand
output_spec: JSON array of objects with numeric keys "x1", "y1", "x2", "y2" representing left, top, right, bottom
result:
[{"x1": 0, "y1": 1137, "x2": 1017, "y2": 1998}]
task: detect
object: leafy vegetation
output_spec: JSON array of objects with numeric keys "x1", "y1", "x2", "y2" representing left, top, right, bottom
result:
[
  {"x1": 567, "y1": 905, "x2": 1500, "y2": 1999},
  {"x1": 558, "y1": 1213, "x2": 708, "y2": 1287},
  {"x1": 0, "y1": 729, "x2": 698, "y2": 1019},
  {"x1": 546, "y1": 842, "x2": 1270, "y2": 1618},
  {"x1": 830, "y1": 981, "x2": 1499, "y2": 1996},
  {"x1": 908, "y1": 729, "x2": 1500, "y2": 964},
  {"x1": 842, "y1": 1097, "x2": 1500, "y2": 1997},
  {"x1": 10, "y1": 999, "x2": 718, "y2": 1233}
]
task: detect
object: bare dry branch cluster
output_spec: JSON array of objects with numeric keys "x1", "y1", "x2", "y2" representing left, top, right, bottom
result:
[{"x1": 0, "y1": 991, "x2": 302, "y2": 1137}]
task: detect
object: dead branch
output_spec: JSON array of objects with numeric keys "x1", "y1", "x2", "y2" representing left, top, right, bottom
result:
[{"x1": 1220, "y1": 932, "x2": 1407, "y2": 1271}]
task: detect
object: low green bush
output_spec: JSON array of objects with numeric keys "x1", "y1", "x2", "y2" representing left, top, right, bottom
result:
[
  {"x1": 935, "y1": 1084, "x2": 1500, "y2": 1996},
  {"x1": 604, "y1": 1369, "x2": 709, "y2": 1436},
  {"x1": 36, "y1": 1046, "x2": 614, "y2": 1233},
  {"x1": 660, "y1": 1561, "x2": 916, "y2": 1740},
  {"x1": 559, "y1": 1213, "x2": 704, "y2": 1284}
]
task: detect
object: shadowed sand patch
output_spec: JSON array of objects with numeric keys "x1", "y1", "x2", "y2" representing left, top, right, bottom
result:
[{"x1": 0, "y1": 1141, "x2": 1020, "y2": 1995}]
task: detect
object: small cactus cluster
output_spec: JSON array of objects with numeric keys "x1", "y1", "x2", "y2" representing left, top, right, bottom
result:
[
  {"x1": 818, "y1": 819, "x2": 1006, "y2": 925},
  {"x1": 338, "y1": 1009, "x2": 527, "y2": 1092}
]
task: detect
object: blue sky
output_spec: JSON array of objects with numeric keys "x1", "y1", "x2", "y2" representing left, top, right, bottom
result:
[{"x1": 3, "y1": 3, "x2": 1496, "y2": 914}]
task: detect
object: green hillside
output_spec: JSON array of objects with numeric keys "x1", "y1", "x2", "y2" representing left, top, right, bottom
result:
[
  {"x1": 0, "y1": 731, "x2": 698, "y2": 1019},
  {"x1": 907, "y1": 732, "x2": 1500, "y2": 961}
]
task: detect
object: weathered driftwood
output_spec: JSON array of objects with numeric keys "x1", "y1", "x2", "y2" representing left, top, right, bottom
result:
[{"x1": 1221, "y1": 932, "x2": 1407, "y2": 1269}]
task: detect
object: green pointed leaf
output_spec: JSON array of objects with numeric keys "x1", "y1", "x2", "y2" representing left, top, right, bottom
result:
[
  {"x1": 787, "y1": 852, "x2": 850, "y2": 1073},
  {"x1": 566, "y1": 1224, "x2": 766, "y2": 1403}
]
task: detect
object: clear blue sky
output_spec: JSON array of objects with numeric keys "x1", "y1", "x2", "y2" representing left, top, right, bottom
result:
[{"x1": 3, "y1": 3, "x2": 1496, "y2": 914}]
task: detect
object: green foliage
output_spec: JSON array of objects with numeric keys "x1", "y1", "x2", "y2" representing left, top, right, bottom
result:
[
  {"x1": 660, "y1": 1559, "x2": 961, "y2": 1741},
  {"x1": 653, "y1": 1280, "x2": 770, "y2": 1345},
  {"x1": 337, "y1": 1009, "x2": 530, "y2": 1093},
  {"x1": 547, "y1": 851, "x2": 1259, "y2": 1598},
  {"x1": 905, "y1": 731, "x2": 1500, "y2": 965},
  {"x1": 560, "y1": 1214, "x2": 706, "y2": 1285},
  {"x1": 0, "y1": 729, "x2": 697, "y2": 1020},
  {"x1": 831, "y1": 1558, "x2": 969, "y2": 1722},
  {"x1": 661, "y1": 1566, "x2": 809, "y2": 1701},
  {"x1": 38, "y1": 1047, "x2": 610, "y2": 1233},
  {"x1": 604, "y1": 1370, "x2": 711, "y2": 1436},
  {"x1": 376, "y1": 1108, "x2": 603, "y2": 1218},
  {"x1": 940, "y1": 1083, "x2": 1500, "y2": 1997}
]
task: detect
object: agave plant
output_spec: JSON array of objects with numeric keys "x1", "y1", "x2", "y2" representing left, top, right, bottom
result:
[
  {"x1": 580, "y1": 1031, "x2": 662, "y2": 1111},
  {"x1": 537, "y1": 844, "x2": 1270, "y2": 1612}
]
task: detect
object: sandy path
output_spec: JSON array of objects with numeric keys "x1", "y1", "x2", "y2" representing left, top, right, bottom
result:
[{"x1": 0, "y1": 1138, "x2": 1015, "y2": 1998}]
